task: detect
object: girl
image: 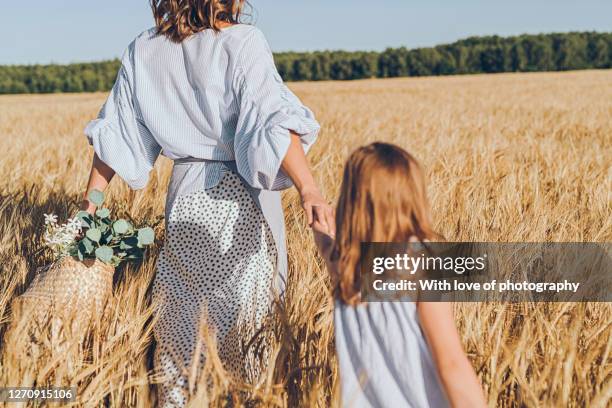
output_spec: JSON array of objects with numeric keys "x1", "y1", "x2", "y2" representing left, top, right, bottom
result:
[
  {"x1": 80, "y1": 1, "x2": 334, "y2": 406},
  {"x1": 312, "y1": 143, "x2": 486, "y2": 408}
]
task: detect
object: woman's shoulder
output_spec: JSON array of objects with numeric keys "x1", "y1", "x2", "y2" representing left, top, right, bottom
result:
[
  {"x1": 221, "y1": 23, "x2": 260, "y2": 36},
  {"x1": 222, "y1": 24, "x2": 270, "y2": 52},
  {"x1": 129, "y1": 27, "x2": 162, "y2": 47},
  {"x1": 117, "y1": 28, "x2": 158, "y2": 61},
  {"x1": 215, "y1": 25, "x2": 274, "y2": 71},
  {"x1": 223, "y1": 24, "x2": 266, "y2": 37}
]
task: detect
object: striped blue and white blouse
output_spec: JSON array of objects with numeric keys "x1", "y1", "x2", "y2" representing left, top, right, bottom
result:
[{"x1": 85, "y1": 24, "x2": 320, "y2": 191}]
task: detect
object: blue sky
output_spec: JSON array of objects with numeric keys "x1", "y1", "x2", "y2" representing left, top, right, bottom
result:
[{"x1": 1, "y1": 0, "x2": 610, "y2": 65}]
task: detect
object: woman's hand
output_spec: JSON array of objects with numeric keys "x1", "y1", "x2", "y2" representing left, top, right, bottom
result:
[
  {"x1": 81, "y1": 153, "x2": 115, "y2": 215},
  {"x1": 301, "y1": 185, "x2": 335, "y2": 238},
  {"x1": 281, "y1": 132, "x2": 335, "y2": 236}
]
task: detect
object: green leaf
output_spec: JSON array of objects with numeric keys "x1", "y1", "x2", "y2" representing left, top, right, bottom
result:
[
  {"x1": 130, "y1": 247, "x2": 143, "y2": 257},
  {"x1": 124, "y1": 255, "x2": 140, "y2": 260},
  {"x1": 76, "y1": 210, "x2": 90, "y2": 219},
  {"x1": 137, "y1": 227, "x2": 155, "y2": 247},
  {"x1": 100, "y1": 230, "x2": 113, "y2": 245},
  {"x1": 124, "y1": 247, "x2": 143, "y2": 260},
  {"x1": 80, "y1": 237, "x2": 95, "y2": 254},
  {"x1": 110, "y1": 256, "x2": 122, "y2": 267},
  {"x1": 76, "y1": 211, "x2": 93, "y2": 228},
  {"x1": 88, "y1": 190, "x2": 105, "y2": 206},
  {"x1": 120, "y1": 236, "x2": 139, "y2": 250},
  {"x1": 68, "y1": 246, "x2": 78, "y2": 257},
  {"x1": 95, "y1": 246, "x2": 114, "y2": 263},
  {"x1": 113, "y1": 219, "x2": 130, "y2": 234},
  {"x1": 77, "y1": 248, "x2": 84, "y2": 261},
  {"x1": 85, "y1": 228, "x2": 101, "y2": 242},
  {"x1": 96, "y1": 208, "x2": 111, "y2": 218}
]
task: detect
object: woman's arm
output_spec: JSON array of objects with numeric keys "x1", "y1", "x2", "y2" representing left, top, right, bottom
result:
[
  {"x1": 281, "y1": 132, "x2": 335, "y2": 236},
  {"x1": 79, "y1": 153, "x2": 115, "y2": 214},
  {"x1": 417, "y1": 302, "x2": 487, "y2": 408}
]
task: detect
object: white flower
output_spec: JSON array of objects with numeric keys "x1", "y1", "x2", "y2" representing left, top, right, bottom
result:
[
  {"x1": 42, "y1": 213, "x2": 82, "y2": 258},
  {"x1": 66, "y1": 217, "x2": 83, "y2": 234},
  {"x1": 44, "y1": 213, "x2": 58, "y2": 225}
]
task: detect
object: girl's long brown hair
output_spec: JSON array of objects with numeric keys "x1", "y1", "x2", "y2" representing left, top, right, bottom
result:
[
  {"x1": 332, "y1": 142, "x2": 441, "y2": 306},
  {"x1": 150, "y1": 0, "x2": 248, "y2": 43}
]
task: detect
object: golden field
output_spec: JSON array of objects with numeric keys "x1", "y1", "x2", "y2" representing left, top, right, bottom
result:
[{"x1": 0, "y1": 70, "x2": 611, "y2": 407}]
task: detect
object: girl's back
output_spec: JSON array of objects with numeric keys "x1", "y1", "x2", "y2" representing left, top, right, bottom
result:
[
  {"x1": 334, "y1": 300, "x2": 448, "y2": 408},
  {"x1": 313, "y1": 143, "x2": 486, "y2": 408}
]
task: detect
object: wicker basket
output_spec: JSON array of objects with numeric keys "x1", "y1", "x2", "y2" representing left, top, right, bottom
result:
[{"x1": 14, "y1": 256, "x2": 114, "y2": 331}]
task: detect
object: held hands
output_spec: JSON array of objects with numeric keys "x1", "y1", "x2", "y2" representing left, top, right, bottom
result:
[
  {"x1": 301, "y1": 186, "x2": 336, "y2": 267},
  {"x1": 300, "y1": 185, "x2": 335, "y2": 238}
]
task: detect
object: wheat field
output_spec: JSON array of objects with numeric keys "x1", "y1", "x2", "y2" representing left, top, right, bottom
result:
[{"x1": 0, "y1": 70, "x2": 611, "y2": 407}]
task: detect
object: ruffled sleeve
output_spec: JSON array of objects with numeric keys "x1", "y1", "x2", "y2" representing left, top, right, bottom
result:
[
  {"x1": 84, "y1": 44, "x2": 161, "y2": 190},
  {"x1": 233, "y1": 28, "x2": 320, "y2": 191}
]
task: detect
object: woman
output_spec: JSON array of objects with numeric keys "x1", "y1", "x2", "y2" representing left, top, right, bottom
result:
[{"x1": 80, "y1": 1, "x2": 333, "y2": 405}]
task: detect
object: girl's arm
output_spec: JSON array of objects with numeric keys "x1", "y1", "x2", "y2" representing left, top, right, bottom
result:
[
  {"x1": 281, "y1": 132, "x2": 335, "y2": 234},
  {"x1": 311, "y1": 218, "x2": 338, "y2": 282},
  {"x1": 80, "y1": 153, "x2": 115, "y2": 214},
  {"x1": 312, "y1": 228, "x2": 335, "y2": 260},
  {"x1": 417, "y1": 302, "x2": 487, "y2": 408}
]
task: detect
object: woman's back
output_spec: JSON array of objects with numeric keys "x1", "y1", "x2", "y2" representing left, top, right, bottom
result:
[
  {"x1": 334, "y1": 300, "x2": 449, "y2": 408},
  {"x1": 127, "y1": 24, "x2": 267, "y2": 159},
  {"x1": 86, "y1": 24, "x2": 319, "y2": 191}
]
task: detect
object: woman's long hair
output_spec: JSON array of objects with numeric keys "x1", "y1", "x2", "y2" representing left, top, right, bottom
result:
[
  {"x1": 331, "y1": 142, "x2": 441, "y2": 306},
  {"x1": 150, "y1": 0, "x2": 248, "y2": 43}
]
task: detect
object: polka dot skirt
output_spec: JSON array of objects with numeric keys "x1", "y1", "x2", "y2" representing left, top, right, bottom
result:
[{"x1": 152, "y1": 171, "x2": 277, "y2": 407}]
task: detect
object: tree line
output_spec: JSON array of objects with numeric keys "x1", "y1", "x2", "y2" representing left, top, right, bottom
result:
[{"x1": 1, "y1": 32, "x2": 610, "y2": 94}]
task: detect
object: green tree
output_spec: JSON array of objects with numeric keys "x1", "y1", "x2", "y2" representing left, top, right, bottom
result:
[
  {"x1": 1, "y1": 32, "x2": 610, "y2": 93},
  {"x1": 510, "y1": 42, "x2": 527, "y2": 72},
  {"x1": 480, "y1": 46, "x2": 505, "y2": 73},
  {"x1": 587, "y1": 38, "x2": 609, "y2": 68}
]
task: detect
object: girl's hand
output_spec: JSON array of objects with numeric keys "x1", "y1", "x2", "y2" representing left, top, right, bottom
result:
[
  {"x1": 300, "y1": 186, "x2": 335, "y2": 238},
  {"x1": 312, "y1": 219, "x2": 332, "y2": 237},
  {"x1": 311, "y1": 217, "x2": 336, "y2": 274}
]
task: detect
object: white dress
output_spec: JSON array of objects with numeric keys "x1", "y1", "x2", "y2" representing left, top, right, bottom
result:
[
  {"x1": 154, "y1": 171, "x2": 277, "y2": 405},
  {"x1": 334, "y1": 301, "x2": 450, "y2": 408},
  {"x1": 84, "y1": 24, "x2": 320, "y2": 407}
]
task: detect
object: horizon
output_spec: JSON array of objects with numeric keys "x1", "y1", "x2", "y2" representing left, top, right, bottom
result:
[
  {"x1": 1, "y1": 30, "x2": 609, "y2": 68},
  {"x1": 1, "y1": 1, "x2": 611, "y2": 65}
]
